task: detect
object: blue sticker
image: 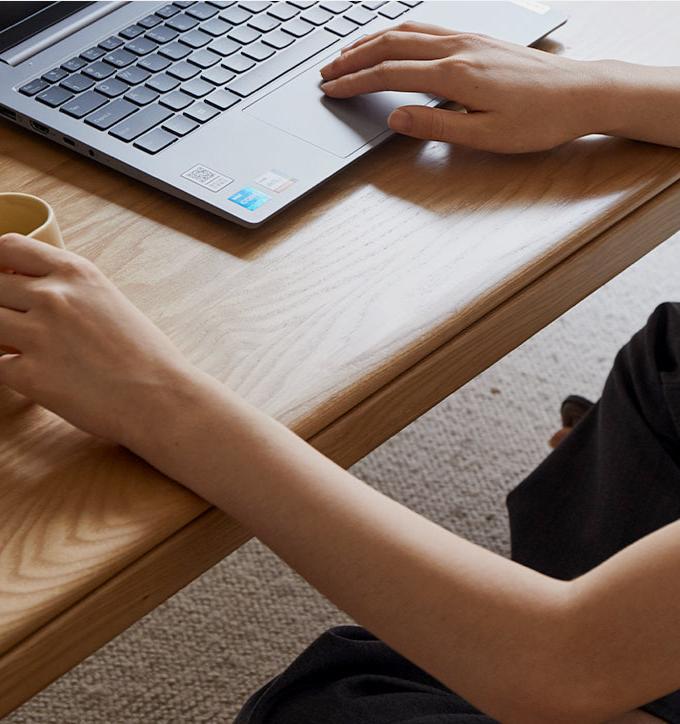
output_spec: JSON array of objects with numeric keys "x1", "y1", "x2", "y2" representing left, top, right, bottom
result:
[{"x1": 228, "y1": 187, "x2": 269, "y2": 211}]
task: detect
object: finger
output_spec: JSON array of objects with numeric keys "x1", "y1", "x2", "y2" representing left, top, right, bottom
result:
[
  {"x1": 388, "y1": 105, "x2": 491, "y2": 148},
  {"x1": 342, "y1": 22, "x2": 457, "y2": 53},
  {"x1": 321, "y1": 60, "x2": 444, "y2": 98},
  {"x1": 0, "y1": 233, "x2": 62, "y2": 277},
  {"x1": 0, "y1": 307, "x2": 32, "y2": 352},
  {"x1": 0, "y1": 353, "x2": 28, "y2": 392},
  {"x1": 321, "y1": 32, "x2": 456, "y2": 81},
  {"x1": 0, "y1": 272, "x2": 35, "y2": 312}
]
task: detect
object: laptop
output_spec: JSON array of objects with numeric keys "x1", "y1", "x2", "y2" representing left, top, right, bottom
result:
[{"x1": 0, "y1": 1, "x2": 566, "y2": 227}]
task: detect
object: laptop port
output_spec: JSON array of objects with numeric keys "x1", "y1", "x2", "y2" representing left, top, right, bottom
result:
[
  {"x1": 0, "y1": 104, "x2": 16, "y2": 121},
  {"x1": 62, "y1": 136, "x2": 75, "y2": 146},
  {"x1": 30, "y1": 120, "x2": 49, "y2": 135}
]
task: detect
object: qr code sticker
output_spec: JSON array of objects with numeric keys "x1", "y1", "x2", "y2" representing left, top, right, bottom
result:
[{"x1": 182, "y1": 164, "x2": 232, "y2": 192}]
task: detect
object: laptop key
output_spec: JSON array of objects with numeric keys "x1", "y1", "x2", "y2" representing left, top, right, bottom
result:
[
  {"x1": 61, "y1": 73, "x2": 95, "y2": 93},
  {"x1": 201, "y1": 65, "x2": 235, "y2": 84},
  {"x1": 135, "y1": 127, "x2": 178, "y2": 153},
  {"x1": 362, "y1": 1, "x2": 387, "y2": 8},
  {"x1": 19, "y1": 78, "x2": 49, "y2": 96},
  {"x1": 344, "y1": 6, "x2": 376, "y2": 24},
  {"x1": 61, "y1": 56, "x2": 87, "y2": 72},
  {"x1": 83, "y1": 61, "x2": 117, "y2": 81},
  {"x1": 126, "y1": 37, "x2": 158, "y2": 56},
  {"x1": 174, "y1": 1, "x2": 197, "y2": 7},
  {"x1": 81, "y1": 46, "x2": 106, "y2": 62},
  {"x1": 146, "y1": 25, "x2": 179, "y2": 43},
  {"x1": 325, "y1": 16, "x2": 358, "y2": 36},
  {"x1": 378, "y1": 2, "x2": 409, "y2": 18},
  {"x1": 188, "y1": 48, "x2": 222, "y2": 68},
  {"x1": 160, "y1": 90, "x2": 194, "y2": 110},
  {"x1": 248, "y1": 13, "x2": 279, "y2": 32},
  {"x1": 99, "y1": 36, "x2": 124, "y2": 51},
  {"x1": 61, "y1": 90, "x2": 107, "y2": 118},
  {"x1": 240, "y1": 1, "x2": 271, "y2": 12},
  {"x1": 200, "y1": 17, "x2": 232, "y2": 36},
  {"x1": 138, "y1": 53, "x2": 172, "y2": 72},
  {"x1": 289, "y1": 1, "x2": 315, "y2": 7},
  {"x1": 138, "y1": 14, "x2": 163, "y2": 29},
  {"x1": 229, "y1": 25, "x2": 261, "y2": 43},
  {"x1": 42, "y1": 67, "x2": 69, "y2": 83},
  {"x1": 267, "y1": 3, "x2": 298, "y2": 21},
  {"x1": 168, "y1": 61, "x2": 201, "y2": 80},
  {"x1": 209, "y1": 37, "x2": 241, "y2": 56},
  {"x1": 85, "y1": 98, "x2": 138, "y2": 129},
  {"x1": 147, "y1": 73, "x2": 180, "y2": 92},
  {"x1": 242, "y1": 40, "x2": 275, "y2": 61},
  {"x1": 320, "y1": 1, "x2": 351, "y2": 12},
  {"x1": 118, "y1": 66, "x2": 152, "y2": 85},
  {"x1": 126, "y1": 86, "x2": 160, "y2": 105},
  {"x1": 187, "y1": 2, "x2": 219, "y2": 19},
  {"x1": 120, "y1": 24, "x2": 145, "y2": 39},
  {"x1": 230, "y1": 29, "x2": 338, "y2": 96},
  {"x1": 105, "y1": 49, "x2": 137, "y2": 68},
  {"x1": 110, "y1": 104, "x2": 173, "y2": 141},
  {"x1": 220, "y1": 6, "x2": 252, "y2": 24},
  {"x1": 180, "y1": 29, "x2": 212, "y2": 48},
  {"x1": 300, "y1": 7, "x2": 333, "y2": 25},
  {"x1": 221, "y1": 53, "x2": 256, "y2": 73},
  {"x1": 261, "y1": 29, "x2": 294, "y2": 49},
  {"x1": 167, "y1": 13, "x2": 199, "y2": 31},
  {"x1": 204, "y1": 88, "x2": 240, "y2": 110},
  {"x1": 97, "y1": 78, "x2": 129, "y2": 97},
  {"x1": 157, "y1": 3, "x2": 181, "y2": 18},
  {"x1": 159, "y1": 41, "x2": 192, "y2": 60},
  {"x1": 36, "y1": 86, "x2": 74, "y2": 107},
  {"x1": 182, "y1": 77, "x2": 214, "y2": 97},
  {"x1": 207, "y1": 0, "x2": 236, "y2": 7},
  {"x1": 184, "y1": 101, "x2": 219, "y2": 122},
  {"x1": 163, "y1": 114, "x2": 199, "y2": 136},
  {"x1": 281, "y1": 18, "x2": 314, "y2": 37}
]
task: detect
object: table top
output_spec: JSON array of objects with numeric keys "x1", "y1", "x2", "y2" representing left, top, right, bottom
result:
[{"x1": 2, "y1": 0, "x2": 680, "y2": 672}]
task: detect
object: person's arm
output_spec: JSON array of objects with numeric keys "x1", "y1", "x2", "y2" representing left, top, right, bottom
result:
[
  {"x1": 319, "y1": 22, "x2": 680, "y2": 152},
  {"x1": 2, "y1": 235, "x2": 680, "y2": 723}
]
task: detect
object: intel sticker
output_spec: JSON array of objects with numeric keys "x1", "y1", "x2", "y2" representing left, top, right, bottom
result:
[{"x1": 228, "y1": 187, "x2": 270, "y2": 211}]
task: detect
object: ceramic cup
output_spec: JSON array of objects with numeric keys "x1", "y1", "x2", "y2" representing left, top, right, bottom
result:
[{"x1": 0, "y1": 192, "x2": 64, "y2": 247}]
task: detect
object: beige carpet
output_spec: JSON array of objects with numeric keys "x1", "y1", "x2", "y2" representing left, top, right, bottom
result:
[{"x1": 8, "y1": 231, "x2": 680, "y2": 724}]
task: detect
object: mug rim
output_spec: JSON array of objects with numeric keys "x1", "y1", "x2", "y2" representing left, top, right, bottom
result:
[{"x1": 0, "y1": 191, "x2": 53, "y2": 237}]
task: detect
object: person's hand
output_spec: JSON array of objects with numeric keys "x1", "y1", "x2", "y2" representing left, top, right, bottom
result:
[
  {"x1": 320, "y1": 22, "x2": 611, "y2": 153},
  {"x1": 0, "y1": 234, "x2": 193, "y2": 447}
]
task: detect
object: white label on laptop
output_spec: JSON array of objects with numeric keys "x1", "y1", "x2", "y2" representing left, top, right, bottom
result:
[
  {"x1": 182, "y1": 164, "x2": 233, "y2": 192},
  {"x1": 510, "y1": 0, "x2": 550, "y2": 14},
  {"x1": 255, "y1": 170, "x2": 297, "y2": 194}
]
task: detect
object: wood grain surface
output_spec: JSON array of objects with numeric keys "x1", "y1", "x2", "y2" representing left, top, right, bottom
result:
[{"x1": 2, "y1": 1, "x2": 680, "y2": 714}]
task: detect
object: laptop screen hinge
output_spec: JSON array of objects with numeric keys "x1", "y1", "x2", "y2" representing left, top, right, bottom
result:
[{"x1": 0, "y1": 2, "x2": 127, "y2": 67}]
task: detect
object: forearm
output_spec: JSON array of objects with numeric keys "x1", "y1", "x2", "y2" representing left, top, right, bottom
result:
[
  {"x1": 590, "y1": 60, "x2": 680, "y2": 148},
  {"x1": 127, "y1": 370, "x2": 578, "y2": 723}
]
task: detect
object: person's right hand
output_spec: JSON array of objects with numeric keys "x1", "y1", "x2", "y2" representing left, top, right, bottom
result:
[{"x1": 320, "y1": 22, "x2": 613, "y2": 153}]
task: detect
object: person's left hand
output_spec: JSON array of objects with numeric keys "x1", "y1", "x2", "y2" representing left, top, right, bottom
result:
[{"x1": 0, "y1": 234, "x2": 192, "y2": 447}]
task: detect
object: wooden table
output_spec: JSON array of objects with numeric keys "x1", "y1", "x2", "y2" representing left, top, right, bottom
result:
[{"x1": 2, "y1": 1, "x2": 680, "y2": 715}]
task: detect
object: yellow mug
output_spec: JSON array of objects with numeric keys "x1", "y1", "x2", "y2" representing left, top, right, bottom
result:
[{"x1": 0, "y1": 192, "x2": 64, "y2": 248}]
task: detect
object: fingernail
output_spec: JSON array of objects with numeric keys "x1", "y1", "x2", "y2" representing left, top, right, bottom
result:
[
  {"x1": 320, "y1": 80, "x2": 335, "y2": 93},
  {"x1": 389, "y1": 109, "x2": 412, "y2": 133}
]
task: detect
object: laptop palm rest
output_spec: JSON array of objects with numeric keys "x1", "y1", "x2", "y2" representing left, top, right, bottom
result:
[{"x1": 244, "y1": 57, "x2": 435, "y2": 159}]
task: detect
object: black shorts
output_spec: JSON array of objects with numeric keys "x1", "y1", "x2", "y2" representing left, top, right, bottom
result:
[{"x1": 236, "y1": 303, "x2": 680, "y2": 724}]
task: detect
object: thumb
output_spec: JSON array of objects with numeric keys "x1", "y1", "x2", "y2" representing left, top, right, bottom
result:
[
  {"x1": 388, "y1": 106, "x2": 487, "y2": 148},
  {"x1": 0, "y1": 353, "x2": 28, "y2": 394}
]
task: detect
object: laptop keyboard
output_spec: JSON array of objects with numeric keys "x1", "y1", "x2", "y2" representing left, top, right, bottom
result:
[{"x1": 16, "y1": 0, "x2": 420, "y2": 155}]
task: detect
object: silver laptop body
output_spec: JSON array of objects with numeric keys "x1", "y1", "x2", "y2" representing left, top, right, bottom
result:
[{"x1": 0, "y1": 1, "x2": 566, "y2": 227}]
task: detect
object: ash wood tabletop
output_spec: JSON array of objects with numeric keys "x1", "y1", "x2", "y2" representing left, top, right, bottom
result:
[{"x1": 3, "y1": 1, "x2": 680, "y2": 715}]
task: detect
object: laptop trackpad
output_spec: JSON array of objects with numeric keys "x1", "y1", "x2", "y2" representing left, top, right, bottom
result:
[{"x1": 244, "y1": 61, "x2": 435, "y2": 159}]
